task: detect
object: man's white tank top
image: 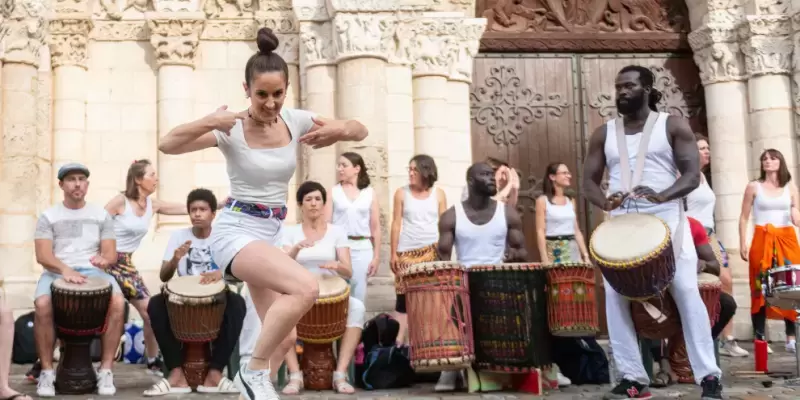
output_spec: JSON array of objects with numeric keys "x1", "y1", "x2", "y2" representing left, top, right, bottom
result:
[
  {"x1": 604, "y1": 112, "x2": 681, "y2": 217},
  {"x1": 114, "y1": 197, "x2": 153, "y2": 253},
  {"x1": 454, "y1": 201, "x2": 507, "y2": 268}
]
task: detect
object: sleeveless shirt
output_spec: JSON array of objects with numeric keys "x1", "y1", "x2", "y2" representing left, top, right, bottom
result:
[
  {"x1": 397, "y1": 186, "x2": 440, "y2": 252},
  {"x1": 544, "y1": 197, "x2": 576, "y2": 236},
  {"x1": 114, "y1": 197, "x2": 153, "y2": 253},
  {"x1": 686, "y1": 175, "x2": 716, "y2": 230},
  {"x1": 753, "y1": 182, "x2": 792, "y2": 227},
  {"x1": 331, "y1": 184, "x2": 374, "y2": 250},
  {"x1": 454, "y1": 202, "x2": 507, "y2": 267}
]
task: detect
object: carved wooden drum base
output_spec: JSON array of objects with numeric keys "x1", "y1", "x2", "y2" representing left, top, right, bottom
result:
[
  {"x1": 55, "y1": 338, "x2": 97, "y2": 395},
  {"x1": 182, "y1": 342, "x2": 211, "y2": 388},
  {"x1": 300, "y1": 342, "x2": 336, "y2": 390}
]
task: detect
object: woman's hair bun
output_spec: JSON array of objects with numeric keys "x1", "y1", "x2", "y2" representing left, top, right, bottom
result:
[{"x1": 256, "y1": 27, "x2": 279, "y2": 54}]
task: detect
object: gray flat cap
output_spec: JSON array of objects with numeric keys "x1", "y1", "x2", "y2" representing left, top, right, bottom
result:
[{"x1": 57, "y1": 163, "x2": 90, "y2": 180}]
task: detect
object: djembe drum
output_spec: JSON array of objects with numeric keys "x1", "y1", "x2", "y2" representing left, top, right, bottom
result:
[
  {"x1": 545, "y1": 262, "x2": 599, "y2": 337},
  {"x1": 469, "y1": 263, "x2": 550, "y2": 372},
  {"x1": 296, "y1": 275, "x2": 349, "y2": 390},
  {"x1": 51, "y1": 277, "x2": 112, "y2": 394},
  {"x1": 402, "y1": 261, "x2": 474, "y2": 372},
  {"x1": 591, "y1": 213, "x2": 676, "y2": 300},
  {"x1": 163, "y1": 275, "x2": 227, "y2": 388}
]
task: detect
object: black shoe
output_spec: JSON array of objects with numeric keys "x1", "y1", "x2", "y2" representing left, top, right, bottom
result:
[
  {"x1": 602, "y1": 379, "x2": 652, "y2": 399},
  {"x1": 26, "y1": 360, "x2": 42, "y2": 382},
  {"x1": 701, "y1": 375, "x2": 723, "y2": 399},
  {"x1": 147, "y1": 356, "x2": 165, "y2": 377}
]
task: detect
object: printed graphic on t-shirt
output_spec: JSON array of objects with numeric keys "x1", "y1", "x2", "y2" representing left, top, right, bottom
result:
[{"x1": 183, "y1": 245, "x2": 219, "y2": 276}]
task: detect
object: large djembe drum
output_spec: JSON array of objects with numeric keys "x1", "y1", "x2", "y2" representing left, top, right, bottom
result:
[
  {"x1": 590, "y1": 213, "x2": 676, "y2": 300},
  {"x1": 402, "y1": 261, "x2": 474, "y2": 372},
  {"x1": 544, "y1": 262, "x2": 599, "y2": 337},
  {"x1": 163, "y1": 275, "x2": 227, "y2": 388},
  {"x1": 51, "y1": 277, "x2": 112, "y2": 394},
  {"x1": 469, "y1": 263, "x2": 551, "y2": 372},
  {"x1": 296, "y1": 275, "x2": 349, "y2": 390}
]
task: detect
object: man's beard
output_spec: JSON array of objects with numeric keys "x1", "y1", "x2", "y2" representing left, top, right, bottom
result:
[{"x1": 616, "y1": 95, "x2": 645, "y2": 115}]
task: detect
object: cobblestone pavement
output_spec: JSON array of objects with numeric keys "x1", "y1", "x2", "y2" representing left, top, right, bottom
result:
[{"x1": 7, "y1": 342, "x2": 800, "y2": 399}]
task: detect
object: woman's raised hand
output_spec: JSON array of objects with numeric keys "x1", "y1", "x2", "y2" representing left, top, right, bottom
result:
[{"x1": 208, "y1": 105, "x2": 246, "y2": 134}]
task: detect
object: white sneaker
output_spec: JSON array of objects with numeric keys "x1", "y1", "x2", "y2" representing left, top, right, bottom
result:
[
  {"x1": 96, "y1": 369, "x2": 116, "y2": 395},
  {"x1": 234, "y1": 366, "x2": 279, "y2": 400},
  {"x1": 434, "y1": 370, "x2": 460, "y2": 392},
  {"x1": 768, "y1": 344, "x2": 774, "y2": 354},
  {"x1": 720, "y1": 338, "x2": 750, "y2": 357},
  {"x1": 556, "y1": 371, "x2": 572, "y2": 387},
  {"x1": 787, "y1": 340, "x2": 797, "y2": 353},
  {"x1": 36, "y1": 370, "x2": 56, "y2": 397}
]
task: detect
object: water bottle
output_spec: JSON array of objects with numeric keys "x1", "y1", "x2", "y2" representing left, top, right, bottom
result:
[{"x1": 607, "y1": 342, "x2": 618, "y2": 384}]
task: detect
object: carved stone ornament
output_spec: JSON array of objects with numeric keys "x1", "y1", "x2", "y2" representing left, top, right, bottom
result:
[
  {"x1": 153, "y1": 0, "x2": 198, "y2": 13},
  {"x1": 96, "y1": 0, "x2": 155, "y2": 21},
  {"x1": 687, "y1": 23, "x2": 745, "y2": 84},
  {"x1": 200, "y1": 16, "x2": 256, "y2": 40},
  {"x1": 739, "y1": 15, "x2": 792, "y2": 77},
  {"x1": 478, "y1": 0, "x2": 691, "y2": 52},
  {"x1": 332, "y1": 12, "x2": 393, "y2": 62},
  {"x1": 146, "y1": 12, "x2": 206, "y2": 68},
  {"x1": 292, "y1": 0, "x2": 329, "y2": 22},
  {"x1": 90, "y1": 20, "x2": 149, "y2": 40},
  {"x1": 55, "y1": 0, "x2": 90, "y2": 13},
  {"x1": 259, "y1": 0, "x2": 290, "y2": 12},
  {"x1": 202, "y1": 0, "x2": 254, "y2": 19},
  {"x1": 449, "y1": 18, "x2": 485, "y2": 82},
  {"x1": 326, "y1": 0, "x2": 431, "y2": 13},
  {"x1": 299, "y1": 21, "x2": 335, "y2": 66},
  {"x1": 2, "y1": 0, "x2": 47, "y2": 66},
  {"x1": 48, "y1": 16, "x2": 93, "y2": 69}
]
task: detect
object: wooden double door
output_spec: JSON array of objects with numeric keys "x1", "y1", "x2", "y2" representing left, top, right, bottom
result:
[{"x1": 469, "y1": 53, "x2": 706, "y2": 335}]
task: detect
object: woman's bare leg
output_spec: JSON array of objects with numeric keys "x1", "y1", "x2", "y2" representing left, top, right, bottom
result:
[
  {"x1": 335, "y1": 328, "x2": 361, "y2": 373},
  {"x1": 130, "y1": 297, "x2": 159, "y2": 359},
  {"x1": 393, "y1": 312, "x2": 408, "y2": 345},
  {"x1": 232, "y1": 241, "x2": 318, "y2": 372},
  {"x1": 0, "y1": 304, "x2": 32, "y2": 399}
]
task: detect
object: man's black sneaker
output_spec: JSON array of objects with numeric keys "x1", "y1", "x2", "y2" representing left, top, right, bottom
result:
[
  {"x1": 25, "y1": 360, "x2": 42, "y2": 382},
  {"x1": 147, "y1": 356, "x2": 165, "y2": 377},
  {"x1": 602, "y1": 379, "x2": 653, "y2": 399},
  {"x1": 701, "y1": 375, "x2": 723, "y2": 399}
]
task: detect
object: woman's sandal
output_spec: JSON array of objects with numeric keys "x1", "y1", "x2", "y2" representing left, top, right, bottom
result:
[
  {"x1": 0, "y1": 393, "x2": 33, "y2": 400},
  {"x1": 142, "y1": 378, "x2": 192, "y2": 397},
  {"x1": 650, "y1": 370, "x2": 674, "y2": 388},
  {"x1": 332, "y1": 371, "x2": 355, "y2": 394},
  {"x1": 282, "y1": 372, "x2": 304, "y2": 395}
]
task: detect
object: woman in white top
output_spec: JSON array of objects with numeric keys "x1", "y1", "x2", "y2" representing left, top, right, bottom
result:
[
  {"x1": 461, "y1": 157, "x2": 520, "y2": 208},
  {"x1": 325, "y1": 152, "x2": 381, "y2": 304},
  {"x1": 279, "y1": 181, "x2": 365, "y2": 395},
  {"x1": 535, "y1": 162, "x2": 589, "y2": 264},
  {"x1": 157, "y1": 27, "x2": 368, "y2": 400},
  {"x1": 687, "y1": 135, "x2": 748, "y2": 357},
  {"x1": 739, "y1": 148, "x2": 799, "y2": 353},
  {"x1": 389, "y1": 154, "x2": 447, "y2": 344},
  {"x1": 103, "y1": 159, "x2": 187, "y2": 373}
]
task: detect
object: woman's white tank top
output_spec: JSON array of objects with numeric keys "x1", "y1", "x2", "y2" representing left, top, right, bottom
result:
[
  {"x1": 454, "y1": 202, "x2": 507, "y2": 267},
  {"x1": 753, "y1": 182, "x2": 792, "y2": 227},
  {"x1": 397, "y1": 186, "x2": 440, "y2": 252},
  {"x1": 331, "y1": 184, "x2": 373, "y2": 250},
  {"x1": 544, "y1": 197, "x2": 576, "y2": 237},
  {"x1": 114, "y1": 197, "x2": 153, "y2": 253},
  {"x1": 686, "y1": 175, "x2": 716, "y2": 230}
]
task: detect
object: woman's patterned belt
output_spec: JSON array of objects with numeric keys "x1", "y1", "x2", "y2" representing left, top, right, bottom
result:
[
  {"x1": 225, "y1": 198, "x2": 287, "y2": 220},
  {"x1": 348, "y1": 236, "x2": 370, "y2": 240},
  {"x1": 546, "y1": 235, "x2": 576, "y2": 241}
]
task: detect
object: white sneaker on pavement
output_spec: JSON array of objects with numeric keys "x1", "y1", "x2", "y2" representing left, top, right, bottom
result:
[
  {"x1": 234, "y1": 366, "x2": 279, "y2": 400},
  {"x1": 96, "y1": 369, "x2": 116, "y2": 395},
  {"x1": 36, "y1": 370, "x2": 55, "y2": 397}
]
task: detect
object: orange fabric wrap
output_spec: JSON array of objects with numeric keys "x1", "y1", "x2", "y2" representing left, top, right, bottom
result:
[{"x1": 749, "y1": 224, "x2": 800, "y2": 321}]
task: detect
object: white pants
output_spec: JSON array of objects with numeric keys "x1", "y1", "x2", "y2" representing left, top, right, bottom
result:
[
  {"x1": 349, "y1": 247, "x2": 373, "y2": 303},
  {"x1": 605, "y1": 209, "x2": 721, "y2": 385}
]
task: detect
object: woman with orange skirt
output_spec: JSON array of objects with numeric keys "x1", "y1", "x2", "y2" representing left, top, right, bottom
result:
[{"x1": 739, "y1": 148, "x2": 799, "y2": 353}]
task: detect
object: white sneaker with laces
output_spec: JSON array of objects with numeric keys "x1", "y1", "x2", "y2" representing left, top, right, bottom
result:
[
  {"x1": 557, "y1": 372, "x2": 572, "y2": 387},
  {"x1": 787, "y1": 340, "x2": 797, "y2": 353},
  {"x1": 234, "y1": 366, "x2": 279, "y2": 400},
  {"x1": 36, "y1": 370, "x2": 56, "y2": 397},
  {"x1": 96, "y1": 369, "x2": 116, "y2": 395},
  {"x1": 720, "y1": 338, "x2": 750, "y2": 357}
]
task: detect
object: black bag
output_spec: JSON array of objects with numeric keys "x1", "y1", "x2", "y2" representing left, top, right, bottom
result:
[
  {"x1": 12, "y1": 312, "x2": 37, "y2": 364},
  {"x1": 551, "y1": 337, "x2": 610, "y2": 385},
  {"x1": 355, "y1": 314, "x2": 414, "y2": 390}
]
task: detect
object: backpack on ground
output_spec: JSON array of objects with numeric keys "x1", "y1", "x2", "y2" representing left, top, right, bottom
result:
[
  {"x1": 355, "y1": 314, "x2": 415, "y2": 390},
  {"x1": 551, "y1": 337, "x2": 610, "y2": 385},
  {"x1": 12, "y1": 312, "x2": 37, "y2": 364}
]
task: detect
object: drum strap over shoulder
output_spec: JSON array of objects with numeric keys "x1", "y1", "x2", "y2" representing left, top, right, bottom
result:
[{"x1": 614, "y1": 111, "x2": 659, "y2": 191}]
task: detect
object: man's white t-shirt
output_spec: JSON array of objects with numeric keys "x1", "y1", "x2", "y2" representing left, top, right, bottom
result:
[
  {"x1": 278, "y1": 224, "x2": 349, "y2": 276},
  {"x1": 162, "y1": 228, "x2": 220, "y2": 276},
  {"x1": 34, "y1": 203, "x2": 115, "y2": 269}
]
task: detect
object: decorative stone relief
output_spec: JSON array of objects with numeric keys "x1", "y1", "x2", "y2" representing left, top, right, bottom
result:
[
  {"x1": 200, "y1": 17, "x2": 256, "y2": 40},
  {"x1": 202, "y1": 0, "x2": 253, "y2": 19},
  {"x1": 155, "y1": 0, "x2": 199, "y2": 13},
  {"x1": 90, "y1": 20, "x2": 149, "y2": 40},
  {"x1": 299, "y1": 21, "x2": 335, "y2": 66},
  {"x1": 688, "y1": 23, "x2": 746, "y2": 84},
  {"x1": 739, "y1": 15, "x2": 792, "y2": 77},
  {"x1": 757, "y1": 0, "x2": 788, "y2": 15},
  {"x1": 449, "y1": 19, "x2": 485, "y2": 82},
  {"x1": 326, "y1": 0, "x2": 431, "y2": 13},
  {"x1": 3, "y1": 0, "x2": 48, "y2": 66},
  {"x1": 48, "y1": 17, "x2": 93, "y2": 69},
  {"x1": 55, "y1": 0, "x2": 90, "y2": 13},
  {"x1": 332, "y1": 12, "x2": 391, "y2": 62},
  {"x1": 291, "y1": 0, "x2": 328, "y2": 22},
  {"x1": 96, "y1": 0, "x2": 155, "y2": 21},
  {"x1": 146, "y1": 12, "x2": 205, "y2": 68},
  {"x1": 259, "y1": 0, "x2": 290, "y2": 11}
]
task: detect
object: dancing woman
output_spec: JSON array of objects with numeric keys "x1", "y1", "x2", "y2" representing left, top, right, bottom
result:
[
  {"x1": 157, "y1": 27, "x2": 368, "y2": 400},
  {"x1": 280, "y1": 181, "x2": 365, "y2": 395},
  {"x1": 103, "y1": 159, "x2": 187, "y2": 373},
  {"x1": 535, "y1": 162, "x2": 590, "y2": 264},
  {"x1": 389, "y1": 154, "x2": 446, "y2": 344},
  {"x1": 739, "y1": 148, "x2": 799, "y2": 353},
  {"x1": 686, "y1": 135, "x2": 748, "y2": 357},
  {"x1": 325, "y1": 152, "x2": 381, "y2": 303}
]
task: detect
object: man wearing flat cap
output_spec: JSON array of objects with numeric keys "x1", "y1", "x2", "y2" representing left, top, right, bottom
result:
[{"x1": 31, "y1": 163, "x2": 126, "y2": 397}]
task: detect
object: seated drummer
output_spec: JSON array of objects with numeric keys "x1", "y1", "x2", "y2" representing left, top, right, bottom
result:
[
  {"x1": 279, "y1": 181, "x2": 365, "y2": 395},
  {"x1": 143, "y1": 189, "x2": 245, "y2": 396},
  {"x1": 650, "y1": 216, "x2": 736, "y2": 387},
  {"x1": 33, "y1": 163, "x2": 126, "y2": 397}
]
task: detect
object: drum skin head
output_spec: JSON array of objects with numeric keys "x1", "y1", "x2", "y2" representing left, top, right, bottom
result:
[
  {"x1": 166, "y1": 275, "x2": 226, "y2": 297},
  {"x1": 317, "y1": 275, "x2": 347, "y2": 298},
  {"x1": 697, "y1": 272, "x2": 720, "y2": 285},
  {"x1": 52, "y1": 276, "x2": 110, "y2": 291},
  {"x1": 403, "y1": 261, "x2": 464, "y2": 277},
  {"x1": 591, "y1": 213, "x2": 669, "y2": 262}
]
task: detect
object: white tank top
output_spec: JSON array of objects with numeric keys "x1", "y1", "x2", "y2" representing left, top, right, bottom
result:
[
  {"x1": 397, "y1": 186, "x2": 440, "y2": 252},
  {"x1": 753, "y1": 182, "x2": 792, "y2": 227},
  {"x1": 331, "y1": 184, "x2": 374, "y2": 250},
  {"x1": 686, "y1": 175, "x2": 715, "y2": 230},
  {"x1": 605, "y1": 112, "x2": 681, "y2": 217},
  {"x1": 544, "y1": 197, "x2": 576, "y2": 236},
  {"x1": 454, "y1": 202, "x2": 507, "y2": 267},
  {"x1": 113, "y1": 197, "x2": 153, "y2": 253}
]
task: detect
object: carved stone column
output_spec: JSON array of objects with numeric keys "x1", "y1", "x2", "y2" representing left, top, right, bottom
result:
[
  {"x1": 740, "y1": 15, "x2": 796, "y2": 173},
  {"x1": 0, "y1": 0, "x2": 47, "y2": 281},
  {"x1": 146, "y1": 12, "x2": 205, "y2": 229},
  {"x1": 49, "y1": 15, "x2": 92, "y2": 200}
]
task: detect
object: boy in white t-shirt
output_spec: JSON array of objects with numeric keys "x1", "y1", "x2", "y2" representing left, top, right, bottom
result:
[{"x1": 143, "y1": 189, "x2": 244, "y2": 397}]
